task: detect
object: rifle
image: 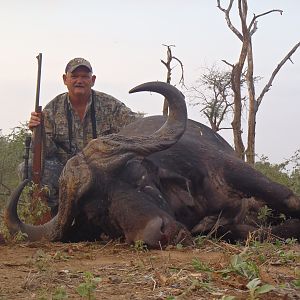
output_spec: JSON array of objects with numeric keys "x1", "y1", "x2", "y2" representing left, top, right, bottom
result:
[
  {"x1": 30, "y1": 53, "x2": 51, "y2": 222},
  {"x1": 23, "y1": 135, "x2": 32, "y2": 180},
  {"x1": 32, "y1": 53, "x2": 43, "y2": 185}
]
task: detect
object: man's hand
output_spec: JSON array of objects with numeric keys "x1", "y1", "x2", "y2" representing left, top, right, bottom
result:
[{"x1": 28, "y1": 111, "x2": 41, "y2": 131}]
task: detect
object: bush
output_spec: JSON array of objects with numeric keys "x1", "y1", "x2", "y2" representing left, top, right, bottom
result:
[
  {"x1": 255, "y1": 154, "x2": 300, "y2": 196},
  {"x1": 0, "y1": 125, "x2": 30, "y2": 208}
]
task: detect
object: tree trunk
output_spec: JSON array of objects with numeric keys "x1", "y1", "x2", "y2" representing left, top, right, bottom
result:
[
  {"x1": 230, "y1": 0, "x2": 250, "y2": 160},
  {"x1": 161, "y1": 44, "x2": 185, "y2": 116},
  {"x1": 162, "y1": 45, "x2": 173, "y2": 116},
  {"x1": 231, "y1": 64, "x2": 245, "y2": 160},
  {"x1": 245, "y1": 37, "x2": 256, "y2": 165}
]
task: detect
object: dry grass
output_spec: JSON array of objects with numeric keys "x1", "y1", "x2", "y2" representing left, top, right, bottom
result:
[{"x1": 0, "y1": 236, "x2": 299, "y2": 299}]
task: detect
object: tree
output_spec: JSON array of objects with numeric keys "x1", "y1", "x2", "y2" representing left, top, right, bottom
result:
[
  {"x1": 189, "y1": 65, "x2": 244, "y2": 132},
  {"x1": 161, "y1": 44, "x2": 185, "y2": 116},
  {"x1": 217, "y1": 0, "x2": 300, "y2": 164},
  {"x1": 255, "y1": 151, "x2": 300, "y2": 196}
]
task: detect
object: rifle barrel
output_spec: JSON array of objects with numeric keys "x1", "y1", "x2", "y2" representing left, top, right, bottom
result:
[{"x1": 35, "y1": 53, "x2": 42, "y2": 112}]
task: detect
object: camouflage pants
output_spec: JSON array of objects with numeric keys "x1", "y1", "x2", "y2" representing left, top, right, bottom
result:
[{"x1": 18, "y1": 158, "x2": 64, "y2": 209}]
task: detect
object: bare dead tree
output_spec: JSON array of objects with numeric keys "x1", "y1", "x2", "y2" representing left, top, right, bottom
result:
[
  {"x1": 161, "y1": 44, "x2": 185, "y2": 116},
  {"x1": 217, "y1": 0, "x2": 300, "y2": 164}
]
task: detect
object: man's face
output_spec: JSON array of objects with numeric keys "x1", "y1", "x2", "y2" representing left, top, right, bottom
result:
[{"x1": 63, "y1": 66, "x2": 96, "y2": 97}]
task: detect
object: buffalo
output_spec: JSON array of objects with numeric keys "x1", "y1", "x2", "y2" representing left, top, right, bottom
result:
[{"x1": 5, "y1": 82, "x2": 300, "y2": 247}]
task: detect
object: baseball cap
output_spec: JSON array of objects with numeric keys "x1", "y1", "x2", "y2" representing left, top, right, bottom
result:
[{"x1": 65, "y1": 57, "x2": 93, "y2": 73}]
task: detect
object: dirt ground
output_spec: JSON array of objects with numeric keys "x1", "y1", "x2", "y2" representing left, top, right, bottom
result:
[{"x1": 0, "y1": 240, "x2": 299, "y2": 300}]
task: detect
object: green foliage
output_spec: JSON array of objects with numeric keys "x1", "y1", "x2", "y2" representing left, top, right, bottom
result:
[
  {"x1": 16, "y1": 183, "x2": 50, "y2": 225},
  {"x1": 132, "y1": 240, "x2": 148, "y2": 252},
  {"x1": 194, "y1": 235, "x2": 208, "y2": 247},
  {"x1": 0, "y1": 125, "x2": 52, "y2": 243},
  {"x1": 257, "y1": 205, "x2": 273, "y2": 225},
  {"x1": 32, "y1": 249, "x2": 52, "y2": 271},
  {"x1": 0, "y1": 124, "x2": 30, "y2": 208},
  {"x1": 76, "y1": 272, "x2": 101, "y2": 300},
  {"x1": 246, "y1": 278, "x2": 274, "y2": 300},
  {"x1": 188, "y1": 65, "x2": 235, "y2": 132},
  {"x1": 52, "y1": 286, "x2": 68, "y2": 299},
  {"x1": 277, "y1": 249, "x2": 299, "y2": 264},
  {"x1": 191, "y1": 255, "x2": 261, "y2": 286},
  {"x1": 292, "y1": 278, "x2": 300, "y2": 289},
  {"x1": 229, "y1": 254, "x2": 259, "y2": 280},
  {"x1": 255, "y1": 154, "x2": 300, "y2": 196},
  {"x1": 192, "y1": 258, "x2": 213, "y2": 272},
  {"x1": 0, "y1": 218, "x2": 28, "y2": 243},
  {"x1": 0, "y1": 181, "x2": 50, "y2": 243},
  {"x1": 176, "y1": 243, "x2": 184, "y2": 249},
  {"x1": 287, "y1": 149, "x2": 300, "y2": 195}
]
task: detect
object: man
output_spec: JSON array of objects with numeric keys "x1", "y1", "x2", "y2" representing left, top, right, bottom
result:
[{"x1": 27, "y1": 57, "x2": 139, "y2": 213}]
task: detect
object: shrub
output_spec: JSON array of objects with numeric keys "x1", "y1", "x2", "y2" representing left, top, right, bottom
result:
[{"x1": 255, "y1": 154, "x2": 300, "y2": 196}]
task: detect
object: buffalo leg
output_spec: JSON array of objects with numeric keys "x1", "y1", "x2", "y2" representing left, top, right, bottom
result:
[{"x1": 224, "y1": 160, "x2": 300, "y2": 218}]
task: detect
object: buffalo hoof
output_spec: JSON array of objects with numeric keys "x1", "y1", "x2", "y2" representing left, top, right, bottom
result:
[{"x1": 271, "y1": 219, "x2": 300, "y2": 240}]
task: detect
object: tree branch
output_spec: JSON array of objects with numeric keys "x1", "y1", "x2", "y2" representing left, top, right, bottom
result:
[
  {"x1": 249, "y1": 9, "x2": 283, "y2": 33},
  {"x1": 222, "y1": 59, "x2": 234, "y2": 68},
  {"x1": 172, "y1": 56, "x2": 185, "y2": 87},
  {"x1": 217, "y1": 0, "x2": 243, "y2": 41},
  {"x1": 257, "y1": 41, "x2": 300, "y2": 107}
]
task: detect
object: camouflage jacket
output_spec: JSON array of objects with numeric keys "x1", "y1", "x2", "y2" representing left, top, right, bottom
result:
[{"x1": 43, "y1": 89, "x2": 139, "y2": 164}]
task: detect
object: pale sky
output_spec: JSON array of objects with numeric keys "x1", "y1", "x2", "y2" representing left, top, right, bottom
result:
[{"x1": 1, "y1": 0, "x2": 299, "y2": 164}]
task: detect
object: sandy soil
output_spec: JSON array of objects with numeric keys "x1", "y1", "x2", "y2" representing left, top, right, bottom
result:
[{"x1": 0, "y1": 240, "x2": 299, "y2": 300}]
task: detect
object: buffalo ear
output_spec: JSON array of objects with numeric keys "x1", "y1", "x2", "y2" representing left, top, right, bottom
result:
[
  {"x1": 158, "y1": 168, "x2": 194, "y2": 207},
  {"x1": 138, "y1": 159, "x2": 195, "y2": 208},
  {"x1": 161, "y1": 180, "x2": 195, "y2": 208}
]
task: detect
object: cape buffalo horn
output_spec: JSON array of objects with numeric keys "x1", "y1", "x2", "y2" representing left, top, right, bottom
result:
[{"x1": 129, "y1": 81, "x2": 187, "y2": 150}]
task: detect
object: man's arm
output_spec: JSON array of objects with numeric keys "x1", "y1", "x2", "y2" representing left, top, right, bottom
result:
[{"x1": 28, "y1": 108, "x2": 59, "y2": 160}]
